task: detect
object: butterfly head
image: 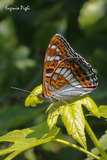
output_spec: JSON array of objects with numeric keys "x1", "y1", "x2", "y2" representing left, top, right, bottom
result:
[{"x1": 38, "y1": 93, "x2": 59, "y2": 103}]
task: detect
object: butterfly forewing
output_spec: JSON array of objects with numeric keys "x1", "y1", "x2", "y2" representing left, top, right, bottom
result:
[{"x1": 42, "y1": 34, "x2": 70, "y2": 98}]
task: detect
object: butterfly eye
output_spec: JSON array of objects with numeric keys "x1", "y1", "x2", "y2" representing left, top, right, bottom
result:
[{"x1": 38, "y1": 94, "x2": 43, "y2": 100}]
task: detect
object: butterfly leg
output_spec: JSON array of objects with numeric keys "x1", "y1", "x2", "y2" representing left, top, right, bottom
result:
[
  {"x1": 61, "y1": 99, "x2": 73, "y2": 106},
  {"x1": 49, "y1": 103, "x2": 62, "y2": 115}
]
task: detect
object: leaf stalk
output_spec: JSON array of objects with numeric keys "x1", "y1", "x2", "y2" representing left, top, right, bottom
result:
[
  {"x1": 85, "y1": 119, "x2": 107, "y2": 160},
  {"x1": 53, "y1": 138, "x2": 100, "y2": 160}
]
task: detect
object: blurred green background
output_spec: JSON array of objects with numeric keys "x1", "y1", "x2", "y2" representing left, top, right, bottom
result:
[{"x1": 0, "y1": 0, "x2": 107, "y2": 159}]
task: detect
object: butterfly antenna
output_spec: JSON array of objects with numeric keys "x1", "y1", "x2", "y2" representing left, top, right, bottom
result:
[{"x1": 11, "y1": 86, "x2": 31, "y2": 94}]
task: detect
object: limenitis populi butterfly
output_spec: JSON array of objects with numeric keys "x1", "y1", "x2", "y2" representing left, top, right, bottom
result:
[{"x1": 38, "y1": 34, "x2": 98, "y2": 105}]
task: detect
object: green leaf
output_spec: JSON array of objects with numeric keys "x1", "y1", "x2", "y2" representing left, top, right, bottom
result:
[
  {"x1": 25, "y1": 84, "x2": 43, "y2": 107},
  {"x1": 47, "y1": 103, "x2": 60, "y2": 130},
  {"x1": 61, "y1": 103, "x2": 86, "y2": 149},
  {"x1": 47, "y1": 94, "x2": 99, "y2": 149},
  {"x1": 98, "y1": 105, "x2": 107, "y2": 118},
  {"x1": 81, "y1": 95, "x2": 100, "y2": 118},
  {"x1": 0, "y1": 122, "x2": 60, "y2": 160},
  {"x1": 47, "y1": 101, "x2": 86, "y2": 149}
]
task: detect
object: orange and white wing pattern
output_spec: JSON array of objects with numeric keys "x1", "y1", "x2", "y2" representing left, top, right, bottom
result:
[{"x1": 38, "y1": 34, "x2": 98, "y2": 102}]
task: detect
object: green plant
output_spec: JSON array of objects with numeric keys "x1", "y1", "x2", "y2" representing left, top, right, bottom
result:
[{"x1": 0, "y1": 85, "x2": 107, "y2": 160}]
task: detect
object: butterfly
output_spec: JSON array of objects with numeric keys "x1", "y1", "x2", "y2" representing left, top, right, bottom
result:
[{"x1": 38, "y1": 34, "x2": 98, "y2": 105}]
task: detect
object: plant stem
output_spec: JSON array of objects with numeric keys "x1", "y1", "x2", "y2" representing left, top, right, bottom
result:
[
  {"x1": 53, "y1": 138, "x2": 100, "y2": 160},
  {"x1": 85, "y1": 119, "x2": 107, "y2": 160}
]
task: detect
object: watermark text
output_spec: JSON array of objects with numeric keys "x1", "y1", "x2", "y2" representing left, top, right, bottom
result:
[{"x1": 5, "y1": 5, "x2": 30, "y2": 12}]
